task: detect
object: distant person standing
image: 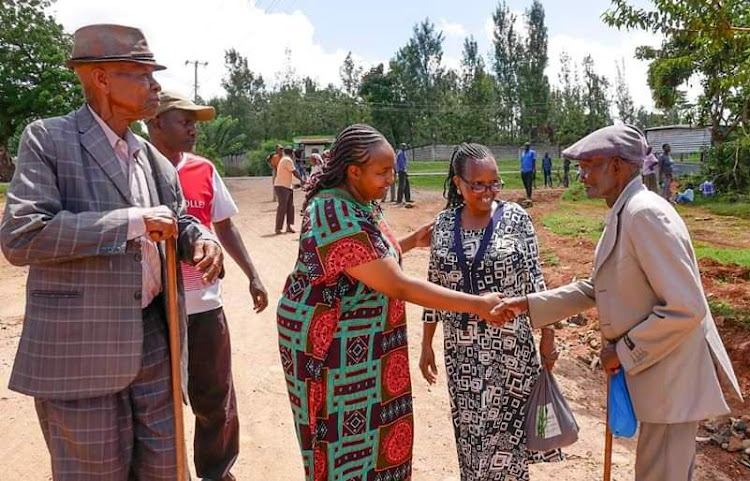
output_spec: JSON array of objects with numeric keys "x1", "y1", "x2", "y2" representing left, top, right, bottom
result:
[
  {"x1": 382, "y1": 167, "x2": 396, "y2": 203},
  {"x1": 275, "y1": 147, "x2": 301, "y2": 234},
  {"x1": 520, "y1": 142, "x2": 536, "y2": 198},
  {"x1": 542, "y1": 152, "x2": 553, "y2": 187},
  {"x1": 642, "y1": 146, "x2": 660, "y2": 192},
  {"x1": 563, "y1": 156, "x2": 571, "y2": 187},
  {"x1": 659, "y1": 143, "x2": 674, "y2": 200},
  {"x1": 294, "y1": 146, "x2": 308, "y2": 182},
  {"x1": 396, "y1": 142, "x2": 412, "y2": 204},
  {"x1": 268, "y1": 144, "x2": 283, "y2": 201}
]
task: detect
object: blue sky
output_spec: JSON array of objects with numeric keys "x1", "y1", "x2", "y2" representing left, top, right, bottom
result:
[
  {"x1": 295, "y1": 0, "x2": 648, "y2": 63},
  {"x1": 50, "y1": 0, "x2": 682, "y2": 112}
]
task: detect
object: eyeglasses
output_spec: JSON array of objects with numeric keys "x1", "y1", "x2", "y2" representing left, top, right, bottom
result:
[{"x1": 460, "y1": 176, "x2": 504, "y2": 193}]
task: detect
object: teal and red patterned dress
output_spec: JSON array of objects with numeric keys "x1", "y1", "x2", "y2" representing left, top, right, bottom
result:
[{"x1": 277, "y1": 188, "x2": 413, "y2": 481}]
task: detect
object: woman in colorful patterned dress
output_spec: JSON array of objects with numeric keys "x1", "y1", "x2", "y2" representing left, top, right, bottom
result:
[
  {"x1": 277, "y1": 126, "x2": 507, "y2": 481},
  {"x1": 419, "y1": 143, "x2": 563, "y2": 481}
]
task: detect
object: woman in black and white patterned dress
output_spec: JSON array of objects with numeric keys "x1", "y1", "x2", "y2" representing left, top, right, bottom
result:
[{"x1": 420, "y1": 143, "x2": 563, "y2": 481}]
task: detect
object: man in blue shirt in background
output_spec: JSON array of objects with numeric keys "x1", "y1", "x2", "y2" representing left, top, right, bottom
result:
[
  {"x1": 542, "y1": 152, "x2": 553, "y2": 187},
  {"x1": 396, "y1": 143, "x2": 412, "y2": 204},
  {"x1": 520, "y1": 142, "x2": 536, "y2": 199}
]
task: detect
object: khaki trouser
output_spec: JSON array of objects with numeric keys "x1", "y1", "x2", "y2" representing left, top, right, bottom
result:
[{"x1": 635, "y1": 421, "x2": 698, "y2": 481}]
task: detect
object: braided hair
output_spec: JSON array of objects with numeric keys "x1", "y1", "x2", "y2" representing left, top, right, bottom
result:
[
  {"x1": 443, "y1": 142, "x2": 494, "y2": 208},
  {"x1": 304, "y1": 124, "x2": 387, "y2": 208}
]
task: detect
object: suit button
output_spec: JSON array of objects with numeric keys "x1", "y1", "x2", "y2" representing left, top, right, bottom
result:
[
  {"x1": 134, "y1": 290, "x2": 142, "y2": 301},
  {"x1": 134, "y1": 252, "x2": 142, "y2": 263}
]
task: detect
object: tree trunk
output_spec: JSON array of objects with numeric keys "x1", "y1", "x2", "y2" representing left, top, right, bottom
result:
[{"x1": 0, "y1": 141, "x2": 15, "y2": 182}]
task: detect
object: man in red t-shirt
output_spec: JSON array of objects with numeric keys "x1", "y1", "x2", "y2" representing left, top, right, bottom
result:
[{"x1": 148, "y1": 91, "x2": 268, "y2": 481}]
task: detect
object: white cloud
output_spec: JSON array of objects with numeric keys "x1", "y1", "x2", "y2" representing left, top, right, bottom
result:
[
  {"x1": 547, "y1": 32, "x2": 664, "y2": 110},
  {"x1": 443, "y1": 55, "x2": 462, "y2": 73},
  {"x1": 49, "y1": 0, "x2": 376, "y2": 100},
  {"x1": 438, "y1": 19, "x2": 466, "y2": 37}
]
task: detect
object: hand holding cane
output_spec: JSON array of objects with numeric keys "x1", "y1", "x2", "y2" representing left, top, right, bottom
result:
[{"x1": 165, "y1": 237, "x2": 187, "y2": 480}]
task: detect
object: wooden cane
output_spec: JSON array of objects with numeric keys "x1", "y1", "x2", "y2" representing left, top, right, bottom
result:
[
  {"x1": 165, "y1": 237, "x2": 187, "y2": 481},
  {"x1": 603, "y1": 374, "x2": 613, "y2": 481}
]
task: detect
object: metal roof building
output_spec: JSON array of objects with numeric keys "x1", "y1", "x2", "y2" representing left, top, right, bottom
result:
[{"x1": 644, "y1": 125, "x2": 711, "y2": 156}]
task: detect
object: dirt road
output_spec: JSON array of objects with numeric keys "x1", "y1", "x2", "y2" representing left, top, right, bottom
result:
[{"x1": 0, "y1": 178, "x2": 733, "y2": 480}]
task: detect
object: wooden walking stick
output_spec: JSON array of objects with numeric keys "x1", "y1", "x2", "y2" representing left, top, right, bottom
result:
[
  {"x1": 165, "y1": 237, "x2": 188, "y2": 480},
  {"x1": 603, "y1": 374, "x2": 613, "y2": 481}
]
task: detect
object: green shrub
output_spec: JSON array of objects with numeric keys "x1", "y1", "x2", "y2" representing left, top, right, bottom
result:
[{"x1": 246, "y1": 139, "x2": 290, "y2": 176}]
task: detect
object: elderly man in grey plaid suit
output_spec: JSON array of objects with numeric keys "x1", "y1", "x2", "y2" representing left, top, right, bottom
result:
[{"x1": 0, "y1": 25, "x2": 224, "y2": 480}]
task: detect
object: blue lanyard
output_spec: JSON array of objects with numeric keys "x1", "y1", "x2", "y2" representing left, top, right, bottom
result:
[{"x1": 452, "y1": 203, "x2": 504, "y2": 329}]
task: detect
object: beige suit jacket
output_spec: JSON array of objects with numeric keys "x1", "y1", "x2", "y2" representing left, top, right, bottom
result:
[{"x1": 527, "y1": 177, "x2": 742, "y2": 424}]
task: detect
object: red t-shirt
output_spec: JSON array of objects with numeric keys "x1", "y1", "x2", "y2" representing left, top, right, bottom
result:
[{"x1": 176, "y1": 153, "x2": 239, "y2": 314}]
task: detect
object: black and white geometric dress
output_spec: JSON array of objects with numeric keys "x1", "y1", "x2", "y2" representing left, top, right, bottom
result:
[{"x1": 423, "y1": 201, "x2": 563, "y2": 481}]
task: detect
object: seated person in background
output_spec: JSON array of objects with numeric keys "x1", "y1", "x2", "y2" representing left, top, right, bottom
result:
[
  {"x1": 699, "y1": 180, "x2": 716, "y2": 197},
  {"x1": 674, "y1": 183, "x2": 695, "y2": 204}
]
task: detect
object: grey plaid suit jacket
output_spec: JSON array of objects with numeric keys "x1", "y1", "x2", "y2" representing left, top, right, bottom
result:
[{"x1": 1, "y1": 105, "x2": 213, "y2": 400}]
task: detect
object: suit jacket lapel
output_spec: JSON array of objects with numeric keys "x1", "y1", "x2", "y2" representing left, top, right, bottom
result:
[
  {"x1": 76, "y1": 106, "x2": 132, "y2": 204},
  {"x1": 136, "y1": 143, "x2": 161, "y2": 207},
  {"x1": 593, "y1": 214, "x2": 619, "y2": 278},
  {"x1": 592, "y1": 177, "x2": 645, "y2": 278}
]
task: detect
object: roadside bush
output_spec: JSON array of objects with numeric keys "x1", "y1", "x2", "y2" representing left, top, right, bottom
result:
[
  {"x1": 703, "y1": 137, "x2": 750, "y2": 194},
  {"x1": 246, "y1": 138, "x2": 290, "y2": 176}
]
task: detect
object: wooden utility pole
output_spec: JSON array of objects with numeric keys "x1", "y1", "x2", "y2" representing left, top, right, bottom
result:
[{"x1": 185, "y1": 60, "x2": 208, "y2": 102}]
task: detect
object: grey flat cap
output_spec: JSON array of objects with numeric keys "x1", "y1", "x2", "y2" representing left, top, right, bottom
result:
[{"x1": 562, "y1": 124, "x2": 647, "y2": 164}]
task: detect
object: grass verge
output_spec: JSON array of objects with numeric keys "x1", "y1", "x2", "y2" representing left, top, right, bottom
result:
[
  {"x1": 694, "y1": 243, "x2": 750, "y2": 269},
  {"x1": 708, "y1": 299, "x2": 750, "y2": 329}
]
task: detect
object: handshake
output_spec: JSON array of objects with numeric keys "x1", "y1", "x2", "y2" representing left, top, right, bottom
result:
[{"x1": 478, "y1": 293, "x2": 530, "y2": 325}]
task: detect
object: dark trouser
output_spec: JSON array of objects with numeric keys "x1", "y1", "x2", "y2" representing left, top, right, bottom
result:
[
  {"x1": 543, "y1": 169, "x2": 552, "y2": 187},
  {"x1": 34, "y1": 300, "x2": 181, "y2": 480},
  {"x1": 188, "y1": 307, "x2": 239, "y2": 481},
  {"x1": 271, "y1": 168, "x2": 277, "y2": 201},
  {"x1": 563, "y1": 170, "x2": 570, "y2": 187},
  {"x1": 274, "y1": 186, "x2": 294, "y2": 232},
  {"x1": 521, "y1": 171, "x2": 534, "y2": 198},
  {"x1": 397, "y1": 171, "x2": 411, "y2": 203}
]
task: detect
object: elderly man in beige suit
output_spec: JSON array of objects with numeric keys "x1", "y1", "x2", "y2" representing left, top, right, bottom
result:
[{"x1": 494, "y1": 124, "x2": 742, "y2": 481}]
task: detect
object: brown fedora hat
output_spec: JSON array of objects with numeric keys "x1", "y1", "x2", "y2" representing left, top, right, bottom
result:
[{"x1": 67, "y1": 24, "x2": 166, "y2": 70}]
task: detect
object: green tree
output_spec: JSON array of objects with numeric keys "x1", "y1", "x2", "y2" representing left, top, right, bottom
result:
[
  {"x1": 603, "y1": 0, "x2": 750, "y2": 191},
  {"x1": 491, "y1": 1, "x2": 523, "y2": 142},
  {"x1": 614, "y1": 59, "x2": 636, "y2": 124},
  {"x1": 195, "y1": 115, "x2": 248, "y2": 174},
  {"x1": 218, "y1": 48, "x2": 266, "y2": 147},
  {"x1": 0, "y1": 0, "x2": 82, "y2": 180},
  {"x1": 602, "y1": 0, "x2": 750, "y2": 141},
  {"x1": 582, "y1": 55, "x2": 612, "y2": 131},
  {"x1": 518, "y1": 0, "x2": 551, "y2": 142},
  {"x1": 359, "y1": 63, "x2": 409, "y2": 144},
  {"x1": 549, "y1": 52, "x2": 587, "y2": 145},
  {"x1": 389, "y1": 18, "x2": 446, "y2": 145},
  {"x1": 339, "y1": 51, "x2": 363, "y2": 99},
  {"x1": 459, "y1": 36, "x2": 497, "y2": 143}
]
